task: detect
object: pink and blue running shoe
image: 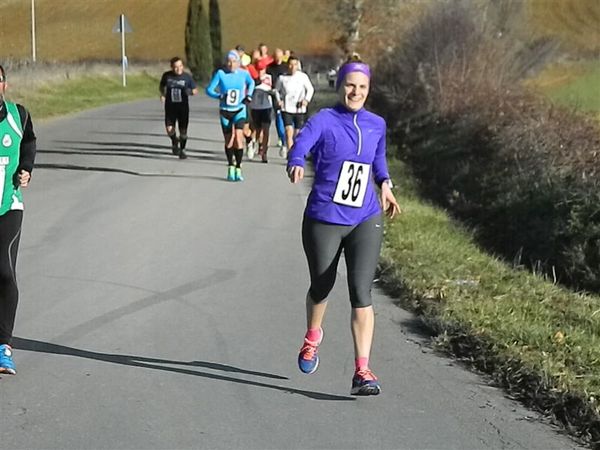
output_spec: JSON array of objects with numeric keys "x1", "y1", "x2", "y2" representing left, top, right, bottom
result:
[
  {"x1": 351, "y1": 368, "x2": 381, "y2": 396},
  {"x1": 297, "y1": 329, "x2": 323, "y2": 374}
]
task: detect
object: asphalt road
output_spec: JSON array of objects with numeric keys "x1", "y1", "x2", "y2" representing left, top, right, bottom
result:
[{"x1": 0, "y1": 95, "x2": 582, "y2": 449}]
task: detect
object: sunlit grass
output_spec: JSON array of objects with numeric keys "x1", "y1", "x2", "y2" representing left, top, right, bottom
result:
[
  {"x1": 527, "y1": 61, "x2": 600, "y2": 118},
  {"x1": 547, "y1": 63, "x2": 600, "y2": 114},
  {"x1": 380, "y1": 158, "x2": 600, "y2": 432},
  {"x1": 5, "y1": 65, "x2": 159, "y2": 120}
]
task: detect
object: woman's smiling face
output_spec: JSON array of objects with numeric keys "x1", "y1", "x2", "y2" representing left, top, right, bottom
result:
[{"x1": 339, "y1": 71, "x2": 370, "y2": 112}]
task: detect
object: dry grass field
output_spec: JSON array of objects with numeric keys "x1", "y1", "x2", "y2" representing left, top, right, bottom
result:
[
  {"x1": 2, "y1": 0, "x2": 596, "y2": 62},
  {"x1": 528, "y1": 0, "x2": 600, "y2": 54},
  {"x1": 0, "y1": 0, "x2": 333, "y2": 62}
]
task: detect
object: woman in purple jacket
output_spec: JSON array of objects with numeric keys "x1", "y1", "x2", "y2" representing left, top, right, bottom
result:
[{"x1": 287, "y1": 60, "x2": 400, "y2": 395}]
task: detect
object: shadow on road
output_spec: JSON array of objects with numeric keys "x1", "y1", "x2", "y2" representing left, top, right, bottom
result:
[
  {"x1": 34, "y1": 162, "x2": 225, "y2": 180},
  {"x1": 38, "y1": 149, "x2": 175, "y2": 160},
  {"x1": 74, "y1": 116, "x2": 164, "y2": 122},
  {"x1": 45, "y1": 140, "x2": 222, "y2": 161},
  {"x1": 74, "y1": 116, "x2": 218, "y2": 125},
  {"x1": 12, "y1": 337, "x2": 355, "y2": 402},
  {"x1": 397, "y1": 316, "x2": 435, "y2": 339},
  {"x1": 38, "y1": 149, "x2": 222, "y2": 163},
  {"x1": 54, "y1": 139, "x2": 173, "y2": 151},
  {"x1": 91, "y1": 131, "x2": 225, "y2": 144}
]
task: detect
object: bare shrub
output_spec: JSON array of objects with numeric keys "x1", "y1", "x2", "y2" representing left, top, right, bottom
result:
[
  {"x1": 371, "y1": 0, "x2": 556, "y2": 121},
  {"x1": 369, "y1": 0, "x2": 600, "y2": 292}
]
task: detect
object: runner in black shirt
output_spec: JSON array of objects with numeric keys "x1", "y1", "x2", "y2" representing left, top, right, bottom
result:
[
  {"x1": 159, "y1": 57, "x2": 198, "y2": 159},
  {"x1": 266, "y1": 49, "x2": 289, "y2": 81}
]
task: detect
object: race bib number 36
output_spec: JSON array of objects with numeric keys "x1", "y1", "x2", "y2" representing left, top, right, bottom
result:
[{"x1": 333, "y1": 161, "x2": 370, "y2": 208}]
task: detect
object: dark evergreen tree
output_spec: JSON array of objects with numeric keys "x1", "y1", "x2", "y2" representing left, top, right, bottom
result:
[
  {"x1": 209, "y1": 0, "x2": 223, "y2": 70},
  {"x1": 185, "y1": 0, "x2": 213, "y2": 81}
]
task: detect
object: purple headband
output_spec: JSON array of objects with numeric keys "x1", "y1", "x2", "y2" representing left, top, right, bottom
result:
[{"x1": 336, "y1": 62, "x2": 371, "y2": 90}]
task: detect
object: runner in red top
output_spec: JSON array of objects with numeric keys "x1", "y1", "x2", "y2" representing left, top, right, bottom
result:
[{"x1": 257, "y1": 43, "x2": 274, "y2": 70}]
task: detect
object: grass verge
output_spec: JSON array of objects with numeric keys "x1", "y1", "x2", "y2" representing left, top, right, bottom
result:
[
  {"x1": 527, "y1": 60, "x2": 600, "y2": 119},
  {"x1": 379, "y1": 157, "x2": 600, "y2": 447},
  {"x1": 9, "y1": 71, "x2": 159, "y2": 120}
]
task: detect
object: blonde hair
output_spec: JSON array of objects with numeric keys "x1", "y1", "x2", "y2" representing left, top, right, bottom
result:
[{"x1": 346, "y1": 52, "x2": 361, "y2": 62}]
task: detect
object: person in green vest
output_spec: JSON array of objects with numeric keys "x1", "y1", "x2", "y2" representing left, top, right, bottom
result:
[{"x1": 0, "y1": 65, "x2": 36, "y2": 375}]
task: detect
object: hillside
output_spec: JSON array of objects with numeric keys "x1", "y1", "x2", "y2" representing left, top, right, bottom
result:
[
  {"x1": 0, "y1": 0, "x2": 333, "y2": 62},
  {"x1": 528, "y1": 0, "x2": 600, "y2": 55}
]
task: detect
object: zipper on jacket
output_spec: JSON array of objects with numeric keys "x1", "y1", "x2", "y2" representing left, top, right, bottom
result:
[{"x1": 353, "y1": 113, "x2": 362, "y2": 155}]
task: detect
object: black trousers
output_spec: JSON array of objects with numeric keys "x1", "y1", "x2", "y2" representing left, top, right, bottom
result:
[
  {"x1": 302, "y1": 214, "x2": 383, "y2": 308},
  {"x1": 164, "y1": 103, "x2": 190, "y2": 130},
  {"x1": 0, "y1": 210, "x2": 22, "y2": 345}
]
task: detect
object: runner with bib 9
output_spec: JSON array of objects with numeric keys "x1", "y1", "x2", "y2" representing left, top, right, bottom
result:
[
  {"x1": 286, "y1": 59, "x2": 400, "y2": 395},
  {"x1": 206, "y1": 50, "x2": 255, "y2": 182}
]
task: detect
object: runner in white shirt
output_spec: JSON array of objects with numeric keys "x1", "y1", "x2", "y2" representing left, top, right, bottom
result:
[{"x1": 275, "y1": 56, "x2": 314, "y2": 156}]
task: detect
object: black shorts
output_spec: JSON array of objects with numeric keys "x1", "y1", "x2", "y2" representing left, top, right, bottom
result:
[
  {"x1": 302, "y1": 214, "x2": 383, "y2": 308},
  {"x1": 164, "y1": 103, "x2": 189, "y2": 129},
  {"x1": 219, "y1": 108, "x2": 246, "y2": 133},
  {"x1": 282, "y1": 112, "x2": 306, "y2": 129},
  {"x1": 251, "y1": 108, "x2": 272, "y2": 126}
]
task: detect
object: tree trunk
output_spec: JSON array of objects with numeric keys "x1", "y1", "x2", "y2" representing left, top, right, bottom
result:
[
  {"x1": 185, "y1": 0, "x2": 213, "y2": 82},
  {"x1": 345, "y1": 0, "x2": 364, "y2": 56},
  {"x1": 209, "y1": 0, "x2": 222, "y2": 70}
]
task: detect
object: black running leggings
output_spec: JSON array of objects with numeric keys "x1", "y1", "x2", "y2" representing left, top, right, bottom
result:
[
  {"x1": 302, "y1": 214, "x2": 383, "y2": 308},
  {"x1": 0, "y1": 210, "x2": 22, "y2": 345}
]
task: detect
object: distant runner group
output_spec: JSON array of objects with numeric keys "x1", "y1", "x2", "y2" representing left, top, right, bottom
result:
[
  {"x1": 1, "y1": 49, "x2": 401, "y2": 397},
  {"x1": 159, "y1": 43, "x2": 315, "y2": 181}
]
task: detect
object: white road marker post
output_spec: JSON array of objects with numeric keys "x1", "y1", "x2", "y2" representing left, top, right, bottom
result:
[
  {"x1": 112, "y1": 14, "x2": 133, "y2": 87},
  {"x1": 31, "y1": 0, "x2": 37, "y2": 62}
]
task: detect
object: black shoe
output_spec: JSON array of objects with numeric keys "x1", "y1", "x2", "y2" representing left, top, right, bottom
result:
[
  {"x1": 178, "y1": 149, "x2": 187, "y2": 159},
  {"x1": 171, "y1": 137, "x2": 180, "y2": 155}
]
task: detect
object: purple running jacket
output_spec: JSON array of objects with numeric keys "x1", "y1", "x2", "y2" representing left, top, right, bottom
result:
[{"x1": 287, "y1": 104, "x2": 390, "y2": 225}]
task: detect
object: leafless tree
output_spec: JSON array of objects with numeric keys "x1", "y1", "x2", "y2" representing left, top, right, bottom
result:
[
  {"x1": 327, "y1": 0, "x2": 410, "y2": 60},
  {"x1": 332, "y1": 0, "x2": 364, "y2": 57}
]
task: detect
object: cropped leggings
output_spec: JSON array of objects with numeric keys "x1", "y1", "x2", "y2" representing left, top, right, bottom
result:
[
  {"x1": 302, "y1": 214, "x2": 383, "y2": 308},
  {"x1": 0, "y1": 210, "x2": 22, "y2": 345}
]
